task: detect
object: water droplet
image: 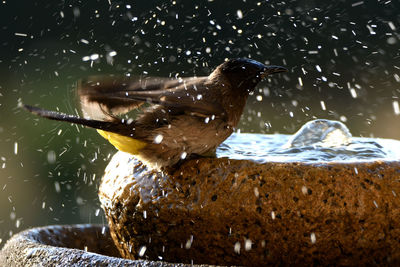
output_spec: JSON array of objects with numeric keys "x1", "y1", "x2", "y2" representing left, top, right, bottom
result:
[
  {"x1": 298, "y1": 77, "x2": 303, "y2": 87},
  {"x1": 54, "y1": 181, "x2": 61, "y2": 193},
  {"x1": 393, "y1": 100, "x2": 400, "y2": 115},
  {"x1": 154, "y1": 134, "x2": 163, "y2": 144},
  {"x1": 310, "y1": 232, "x2": 316, "y2": 244},
  {"x1": 90, "y1": 54, "x2": 99, "y2": 60},
  {"x1": 47, "y1": 150, "x2": 56, "y2": 164},
  {"x1": 138, "y1": 246, "x2": 147, "y2": 257},
  {"x1": 320, "y1": 101, "x2": 326, "y2": 110},
  {"x1": 244, "y1": 239, "x2": 252, "y2": 251},
  {"x1": 301, "y1": 186, "x2": 308, "y2": 195},
  {"x1": 185, "y1": 235, "x2": 193, "y2": 249},
  {"x1": 236, "y1": 10, "x2": 243, "y2": 19},
  {"x1": 181, "y1": 151, "x2": 187, "y2": 159},
  {"x1": 254, "y1": 187, "x2": 259, "y2": 197},
  {"x1": 234, "y1": 242, "x2": 241, "y2": 254}
]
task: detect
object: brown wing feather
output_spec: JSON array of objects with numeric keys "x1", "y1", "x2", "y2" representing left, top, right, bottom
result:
[
  {"x1": 78, "y1": 75, "x2": 226, "y2": 121},
  {"x1": 78, "y1": 76, "x2": 146, "y2": 121}
]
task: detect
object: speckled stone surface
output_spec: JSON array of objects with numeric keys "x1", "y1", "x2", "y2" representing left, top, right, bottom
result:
[
  {"x1": 0, "y1": 224, "x2": 209, "y2": 266},
  {"x1": 99, "y1": 151, "x2": 400, "y2": 266}
]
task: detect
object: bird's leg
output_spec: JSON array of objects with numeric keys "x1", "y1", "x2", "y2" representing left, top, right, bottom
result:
[
  {"x1": 197, "y1": 149, "x2": 217, "y2": 158},
  {"x1": 161, "y1": 149, "x2": 218, "y2": 174}
]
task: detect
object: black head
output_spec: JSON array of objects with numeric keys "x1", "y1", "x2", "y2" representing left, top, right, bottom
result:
[{"x1": 216, "y1": 58, "x2": 287, "y2": 93}]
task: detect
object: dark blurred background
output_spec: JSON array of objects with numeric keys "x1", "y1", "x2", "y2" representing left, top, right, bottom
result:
[{"x1": 0, "y1": 0, "x2": 399, "y2": 247}]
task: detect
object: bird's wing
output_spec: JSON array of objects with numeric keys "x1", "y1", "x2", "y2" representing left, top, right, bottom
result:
[{"x1": 78, "y1": 76, "x2": 226, "y2": 121}]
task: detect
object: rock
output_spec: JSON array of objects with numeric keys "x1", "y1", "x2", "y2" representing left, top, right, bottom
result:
[
  {"x1": 99, "y1": 149, "x2": 400, "y2": 266},
  {"x1": 0, "y1": 224, "x2": 204, "y2": 266}
]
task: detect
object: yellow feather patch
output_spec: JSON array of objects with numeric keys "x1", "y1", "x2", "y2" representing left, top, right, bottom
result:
[{"x1": 97, "y1": 130, "x2": 147, "y2": 155}]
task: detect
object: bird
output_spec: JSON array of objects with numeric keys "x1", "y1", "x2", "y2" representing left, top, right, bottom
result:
[{"x1": 24, "y1": 58, "x2": 287, "y2": 169}]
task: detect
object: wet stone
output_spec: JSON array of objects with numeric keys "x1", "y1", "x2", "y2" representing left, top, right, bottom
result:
[
  {"x1": 0, "y1": 224, "x2": 200, "y2": 266},
  {"x1": 99, "y1": 133, "x2": 400, "y2": 266}
]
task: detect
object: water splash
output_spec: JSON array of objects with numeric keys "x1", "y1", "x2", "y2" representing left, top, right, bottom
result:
[{"x1": 284, "y1": 119, "x2": 352, "y2": 148}]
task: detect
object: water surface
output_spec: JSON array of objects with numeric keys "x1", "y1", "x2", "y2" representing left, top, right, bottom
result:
[{"x1": 218, "y1": 133, "x2": 400, "y2": 163}]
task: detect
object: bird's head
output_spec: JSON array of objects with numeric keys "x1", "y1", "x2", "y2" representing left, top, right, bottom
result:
[{"x1": 215, "y1": 58, "x2": 287, "y2": 94}]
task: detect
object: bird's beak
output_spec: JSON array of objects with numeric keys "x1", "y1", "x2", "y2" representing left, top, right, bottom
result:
[{"x1": 261, "y1": 65, "x2": 288, "y2": 78}]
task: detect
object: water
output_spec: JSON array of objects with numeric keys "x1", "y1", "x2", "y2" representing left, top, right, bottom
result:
[
  {"x1": 218, "y1": 120, "x2": 400, "y2": 163},
  {"x1": 284, "y1": 119, "x2": 352, "y2": 148}
]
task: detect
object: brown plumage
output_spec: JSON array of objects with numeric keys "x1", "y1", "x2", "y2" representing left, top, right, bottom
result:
[{"x1": 24, "y1": 58, "x2": 287, "y2": 168}]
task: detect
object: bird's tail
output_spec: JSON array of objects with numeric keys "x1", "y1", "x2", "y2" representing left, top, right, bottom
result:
[{"x1": 23, "y1": 104, "x2": 124, "y2": 133}]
